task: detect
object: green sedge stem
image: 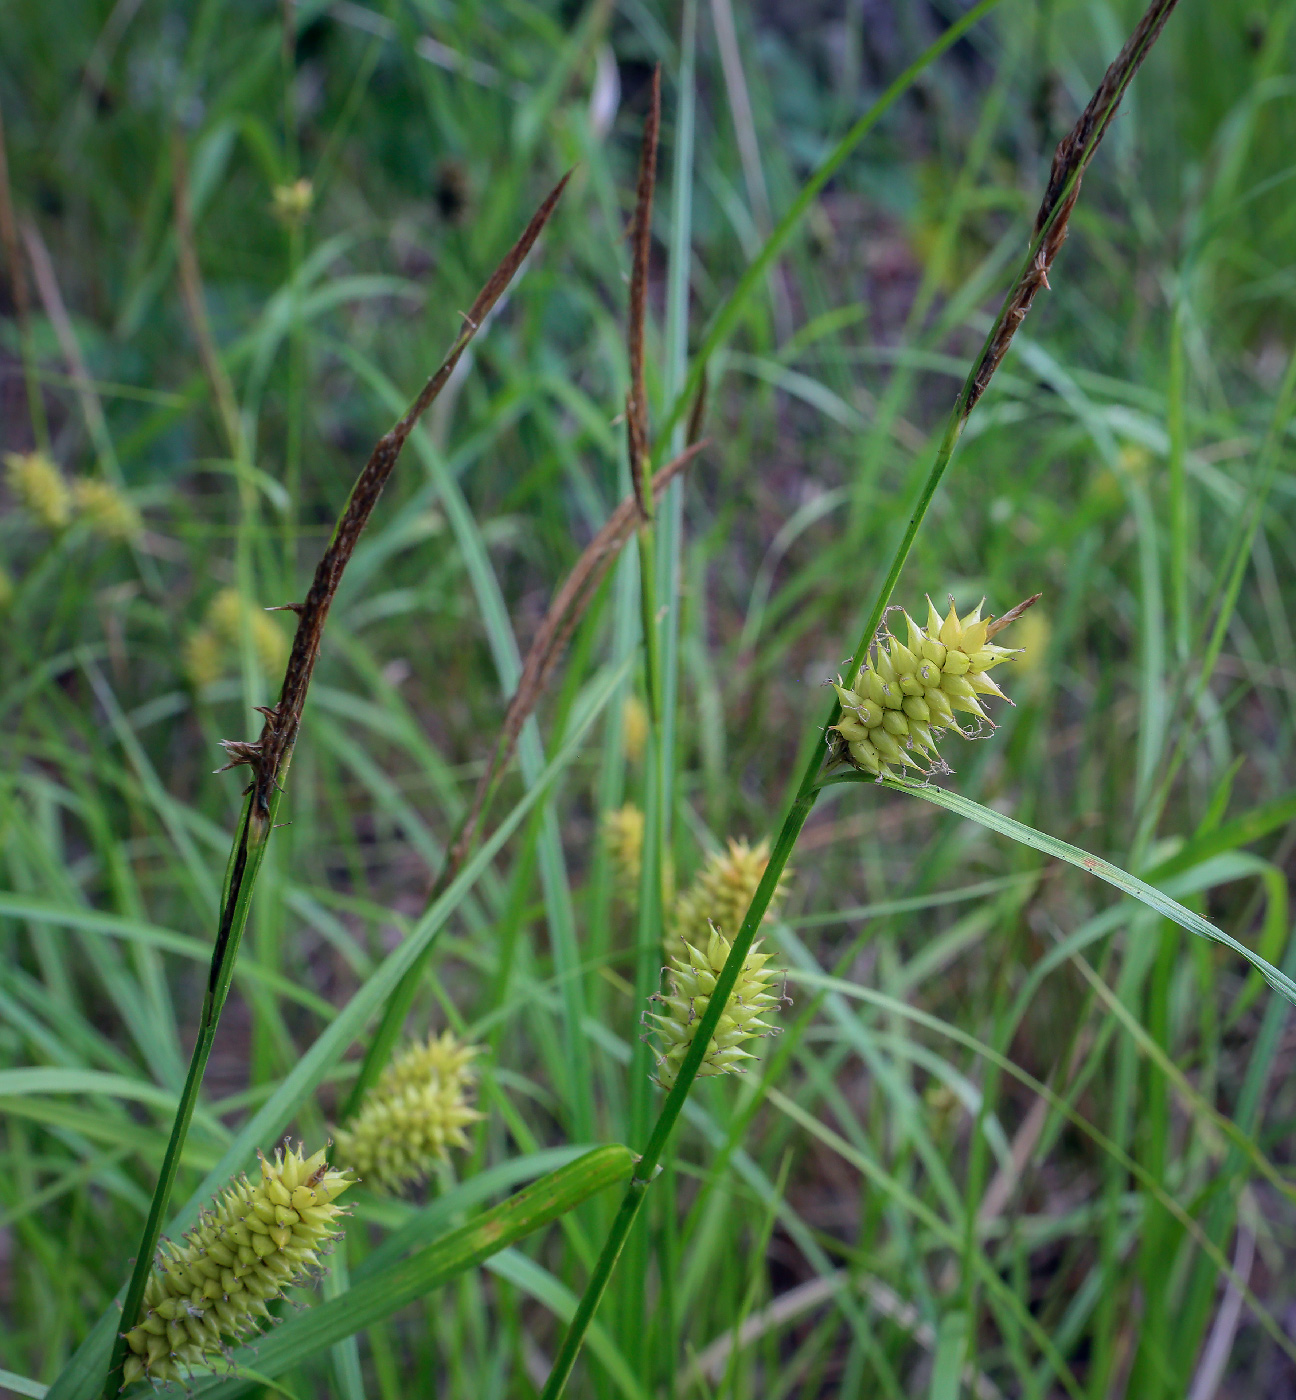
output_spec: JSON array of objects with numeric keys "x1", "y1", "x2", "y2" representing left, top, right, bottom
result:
[
  {"x1": 539, "y1": 3, "x2": 1179, "y2": 1388},
  {"x1": 102, "y1": 785, "x2": 284, "y2": 1398}
]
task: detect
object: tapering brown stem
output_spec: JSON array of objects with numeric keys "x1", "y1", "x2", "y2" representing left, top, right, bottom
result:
[{"x1": 625, "y1": 66, "x2": 661, "y2": 517}]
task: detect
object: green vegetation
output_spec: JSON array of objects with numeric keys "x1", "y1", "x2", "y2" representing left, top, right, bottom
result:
[{"x1": 3, "y1": 1, "x2": 1296, "y2": 1397}]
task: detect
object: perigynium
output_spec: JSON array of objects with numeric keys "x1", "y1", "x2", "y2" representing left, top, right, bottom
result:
[
  {"x1": 832, "y1": 596, "x2": 1031, "y2": 780},
  {"x1": 334, "y1": 1031, "x2": 482, "y2": 1192},
  {"x1": 649, "y1": 923, "x2": 785, "y2": 1089},
  {"x1": 121, "y1": 1144, "x2": 353, "y2": 1387}
]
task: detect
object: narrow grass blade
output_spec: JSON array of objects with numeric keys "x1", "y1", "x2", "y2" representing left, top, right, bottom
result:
[{"x1": 836, "y1": 773, "x2": 1296, "y2": 1005}]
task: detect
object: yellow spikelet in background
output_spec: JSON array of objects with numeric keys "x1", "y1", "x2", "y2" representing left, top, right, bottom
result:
[
  {"x1": 667, "y1": 837, "x2": 786, "y2": 963},
  {"x1": 621, "y1": 693, "x2": 649, "y2": 764},
  {"x1": 121, "y1": 1143, "x2": 353, "y2": 1386},
  {"x1": 602, "y1": 803, "x2": 645, "y2": 896},
  {"x1": 186, "y1": 588, "x2": 289, "y2": 688},
  {"x1": 5, "y1": 450, "x2": 71, "y2": 529},
  {"x1": 72, "y1": 477, "x2": 143, "y2": 542},
  {"x1": 650, "y1": 924, "x2": 784, "y2": 1088},
  {"x1": 334, "y1": 1032, "x2": 482, "y2": 1193}
]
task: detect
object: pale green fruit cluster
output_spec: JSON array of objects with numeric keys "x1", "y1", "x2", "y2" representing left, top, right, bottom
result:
[
  {"x1": 650, "y1": 924, "x2": 783, "y2": 1089},
  {"x1": 4, "y1": 450, "x2": 142, "y2": 540},
  {"x1": 667, "y1": 837, "x2": 786, "y2": 964},
  {"x1": 122, "y1": 1144, "x2": 353, "y2": 1387},
  {"x1": 334, "y1": 1032, "x2": 482, "y2": 1193},
  {"x1": 833, "y1": 598, "x2": 1019, "y2": 779}
]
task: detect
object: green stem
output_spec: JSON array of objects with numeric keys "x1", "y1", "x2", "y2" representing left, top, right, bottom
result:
[
  {"x1": 101, "y1": 783, "x2": 285, "y2": 1397},
  {"x1": 539, "y1": 2, "x2": 1180, "y2": 1386}
]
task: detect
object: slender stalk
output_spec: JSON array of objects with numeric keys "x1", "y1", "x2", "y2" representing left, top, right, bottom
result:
[
  {"x1": 100, "y1": 174, "x2": 571, "y2": 1399},
  {"x1": 540, "y1": 3, "x2": 1180, "y2": 1392}
]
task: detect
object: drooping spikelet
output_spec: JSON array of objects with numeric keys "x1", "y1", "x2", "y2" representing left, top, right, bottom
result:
[
  {"x1": 5, "y1": 450, "x2": 71, "y2": 529},
  {"x1": 121, "y1": 1143, "x2": 353, "y2": 1387},
  {"x1": 667, "y1": 838, "x2": 787, "y2": 963},
  {"x1": 833, "y1": 596, "x2": 1029, "y2": 780},
  {"x1": 334, "y1": 1032, "x2": 482, "y2": 1193},
  {"x1": 73, "y1": 477, "x2": 143, "y2": 542},
  {"x1": 650, "y1": 924, "x2": 784, "y2": 1089}
]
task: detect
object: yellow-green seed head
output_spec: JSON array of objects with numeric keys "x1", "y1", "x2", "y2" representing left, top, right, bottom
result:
[
  {"x1": 666, "y1": 837, "x2": 787, "y2": 965},
  {"x1": 621, "y1": 693, "x2": 649, "y2": 764},
  {"x1": 186, "y1": 589, "x2": 289, "y2": 687},
  {"x1": 271, "y1": 177, "x2": 314, "y2": 225},
  {"x1": 121, "y1": 1143, "x2": 353, "y2": 1388},
  {"x1": 603, "y1": 803, "x2": 645, "y2": 896},
  {"x1": 333, "y1": 1032, "x2": 482, "y2": 1193},
  {"x1": 834, "y1": 596, "x2": 1028, "y2": 780},
  {"x1": 73, "y1": 477, "x2": 143, "y2": 542},
  {"x1": 650, "y1": 924, "x2": 784, "y2": 1088},
  {"x1": 5, "y1": 451, "x2": 71, "y2": 529},
  {"x1": 184, "y1": 627, "x2": 225, "y2": 689}
]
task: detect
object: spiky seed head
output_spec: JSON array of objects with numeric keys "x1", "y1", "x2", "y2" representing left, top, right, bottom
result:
[
  {"x1": 667, "y1": 837, "x2": 788, "y2": 965},
  {"x1": 333, "y1": 1032, "x2": 482, "y2": 1194},
  {"x1": 72, "y1": 477, "x2": 143, "y2": 542},
  {"x1": 121, "y1": 1143, "x2": 354, "y2": 1387},
  {"x1": 5, "y1": 451, "x2": 71, "y2": 529},
  {"x1": 650, "y1": 923, "x2": 785, "y2": 1088},
  {"x1": 834, "y1": 595, "x2": 1029, "y2": 780}
]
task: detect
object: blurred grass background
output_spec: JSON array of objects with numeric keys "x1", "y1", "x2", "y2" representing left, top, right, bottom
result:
[{"x1": 4, "y1": 0, "x2": 1296, "y2": 1395}]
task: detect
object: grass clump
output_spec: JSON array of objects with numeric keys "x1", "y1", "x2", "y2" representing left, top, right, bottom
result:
[{"x1": 5, "y1": 1, "x2": 1296, "y2": 1397}]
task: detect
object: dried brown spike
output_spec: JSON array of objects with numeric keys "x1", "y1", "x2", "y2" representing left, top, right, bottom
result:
[
  {"x1": 963, "y1": 0, "x2": 1179, "y2": 413},
  {"x1": 445, "y1": 439, "x2": 707, "y2": 879},
  {"x1": 240, "y1": 170, "x2": 572, "y2": 819},
  {"x1": 626, "y1": 66, "x2": 661, "y2": 518},
  {"x1": 985, "y1": 592, "x2": 1042, "y2": 639}
]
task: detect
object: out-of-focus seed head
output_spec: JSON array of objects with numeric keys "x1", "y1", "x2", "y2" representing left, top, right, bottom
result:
[
  {"x1": 333, "y1": 1032, "x2": 482, "y2": 1194},
  {"x1": 186, "y1": 589, "x2": 289, "y2": 688},
  {"x1": 603, "y1": 802, "x2": 645, "y2": 897},
  {"x1": 667, "y1": 837, "x2": 788, "y2": 965},
  {"x1": 649, "y1": 923, "x2": 785, "y2": 1089},
  {"x1": 121, "y1": 1143, "x2": 353, "y2": 1388},
  {"x1": 831, "y1": 595, "x2": 1031, "y2": 781},
  {"x1": 272, "y1": 177, "x2": 314, "y2": 225},
  {"x1": 73, "y1": 477, "x2": 143, "y2": 542},
  {"x1": 621, "y1": 693, "x2": 649, "y2": 764},
  {"x1": 6, "y1": 451, "x2": 71, "y2": 529}
]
